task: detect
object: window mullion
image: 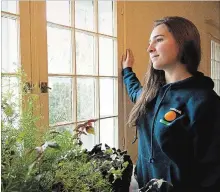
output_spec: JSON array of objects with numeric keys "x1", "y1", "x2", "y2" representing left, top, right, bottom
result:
[
  {"x1": 94, "y1": 0, "x2": 100, "y2": 144},
  {"x1": 29, "y1": 1, "x2": 49, "y2": 130},
  {"x1": 71, "y1": 1, "x2": 77, "y2": 126},
  {"x1": 19, "y1": 1, "x2": 31, "y2": 83},
  {"x1": 95, "y1": 34, "x2": 100, "y2": 143}
]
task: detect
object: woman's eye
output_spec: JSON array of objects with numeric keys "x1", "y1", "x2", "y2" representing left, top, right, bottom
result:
[{"x1": 156, "y1": 38, "x2": 163, "y2": 42}]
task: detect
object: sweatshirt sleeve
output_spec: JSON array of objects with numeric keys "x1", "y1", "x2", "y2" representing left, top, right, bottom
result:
[
  {"x1": 122, "y1": 67, "x2": 142, "y2": 103},
  {"x1": 189, "y1": 94, "x2": 220, "y2": 191}
]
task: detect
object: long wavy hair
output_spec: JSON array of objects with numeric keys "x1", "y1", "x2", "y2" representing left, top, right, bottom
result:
[{"x1": 127, "y1": 16, "x2": 201, "y2": 127}]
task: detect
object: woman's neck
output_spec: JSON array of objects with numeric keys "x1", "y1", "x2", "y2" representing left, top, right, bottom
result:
[{"x1": 164, "y1": 63, "x2": 192, "y2": 84}]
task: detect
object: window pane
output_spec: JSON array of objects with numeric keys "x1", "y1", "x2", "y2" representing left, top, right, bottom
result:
[
  {"x1": 213, "y1": 79, "x2": 220, "y2": 96},
  {"x1": 2, "y1": 17, "x2": 19, "y2": 73},
  {"x1": 77, "y1": 78, "x2": 95, "y2": 121},
  {"x1": 54, "y1": 124, "x2": 74, "y2": 134},
  {"x1": 98, "y1": 1, "x2": 113, "y2": 36},
  {"x1": 46, "y1": 1, "x2": 71, "y2": 26},
  {"x1": 211, "y1": 41, "x2": 215, "y2": 60},
  {"x1": 211, "y1": 60, "x2": 214, "y2": 79},
  {"x1": 215, "y1": 42, "x2": 220, "y2": 61},
  {"x1": 100, "y1": 118, "x2": 116, "y2": 147},
  {"x1": 1, "y1": 76, "x2": 20, "y2": 127},
  {"x1": 1, "y1": 76, "x2": 19, "y2": 101},
  {"x1": 76, "y1": 32, "x2": 95, "y2": 75},
  {"x1": 212, "y1": 61, "x2": 220, "y2": 79},
  {"x1": 49, "y1": 77, "x2": 73, "y2": 125},
  {"x1": 100, "y1": 78, "x2": 115, "y2": 117},
  {"x1": 75, "y1": 1, "x2": 94, "y2": 31},
  {"x1": 47, "y1": 26, "x2": 72, "y2": 74},
  {"x1": 1, "y1": 1, "x2": 18, "y2": 14},
  {"x1": 99, "y1": 37, "x2": 115, "y2": 76},
  {"x1": 80, "y1": 121, "x2": 97, "y2": 151}
]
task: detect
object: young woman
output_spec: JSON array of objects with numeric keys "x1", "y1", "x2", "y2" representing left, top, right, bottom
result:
[{"x1": 122, "y1": 16, "x2": 220, "y2": 191}]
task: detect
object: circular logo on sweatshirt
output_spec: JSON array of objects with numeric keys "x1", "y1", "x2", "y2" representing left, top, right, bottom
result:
[
  {"x1": 160, "y1": 108, "x2": 182, "y2": 126},
  {"x1": 164, "y1": 111, "x2": 177, "y2": 121}
]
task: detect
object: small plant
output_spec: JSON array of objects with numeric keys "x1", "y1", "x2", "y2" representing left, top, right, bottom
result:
[{"x1": 1, "y1": 70, "x2": 133, "y2": 192}]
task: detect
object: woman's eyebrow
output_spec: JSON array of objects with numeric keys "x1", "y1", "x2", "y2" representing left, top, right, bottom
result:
[{"x1": 149, "y1": 35, "x2": 165, "y2": 43}]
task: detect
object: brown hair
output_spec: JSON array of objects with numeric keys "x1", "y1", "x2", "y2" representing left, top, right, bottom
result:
[{"x1": 127, "y1": 16, "x2": 201, "y2": 127}]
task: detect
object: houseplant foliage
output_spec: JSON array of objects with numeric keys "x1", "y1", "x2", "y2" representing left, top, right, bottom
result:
[
  {"x1": 1, "y1": 69, "x2": 172, "y2": 192},
  {"x1": 1, "y1": 70, "x2": 133, "y2": 192}
]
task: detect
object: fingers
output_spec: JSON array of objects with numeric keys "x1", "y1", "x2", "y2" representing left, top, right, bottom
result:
[
  {"x1": 121, "y1": 50, "x2": 129, "y2": 61},
  {"x1": 121, "y1": 50, "x2": 128, "y2": 62},
  {"x1": 121, "y1": 49, "x2": 132, "y2": 60},
  {"x1": 128, "y1": 49, "x2": 134, "y2": 60},
  {"x1": 126, "y1": 49, "x2": 129, "y2": 59},
  {"x1": 121, "y1": 54, "x2": 125, "y2": 62},
  {"x1": 126, "y1": 49, "x2": 134, "y2": 61},
  {"x1": 121, "y1": 48, "x2": 134, "y2": 69}
]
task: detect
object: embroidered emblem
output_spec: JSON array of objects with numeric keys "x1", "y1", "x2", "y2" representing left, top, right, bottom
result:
[
  {"x1": 164, "y1": 111, "x2": 176, "y2": 121},
  {"x1": 160, "y1": 108, "x2": 181, "y2": 126}
]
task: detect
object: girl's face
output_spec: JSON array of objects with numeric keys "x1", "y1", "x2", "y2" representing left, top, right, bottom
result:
[{"x1": 147, "y1": 24, "x2": 180, "y2": 71}]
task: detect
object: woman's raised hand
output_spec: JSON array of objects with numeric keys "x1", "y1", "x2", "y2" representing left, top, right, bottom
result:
[{"x1": 121, "y1": 49, "x2": 134, "y2": 69}]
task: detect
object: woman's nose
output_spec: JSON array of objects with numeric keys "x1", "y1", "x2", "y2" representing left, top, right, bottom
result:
[{"x1": 146, "y1": 43, "x2": 156, "y2": 53}]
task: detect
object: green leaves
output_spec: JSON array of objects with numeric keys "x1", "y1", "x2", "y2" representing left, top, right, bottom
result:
[
  {"x1": 4, "y1": 104, "x2": 14, "y2": 117},
  {"x1": 1, "y1": 69, "x2": 133, "y2": 192}
]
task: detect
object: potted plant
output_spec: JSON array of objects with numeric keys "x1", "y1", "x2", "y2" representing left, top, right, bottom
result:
[{"x1": 1, "y1": 70, "x2": 133, "y2": 192}]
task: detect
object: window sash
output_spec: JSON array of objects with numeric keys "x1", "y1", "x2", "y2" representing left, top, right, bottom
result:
[
  {"x1": 46, "y1": 1, "x2": 119, "y2": 148},
  {"x1": 211, "y1": 40, "x2": 220, "y2": 96}
]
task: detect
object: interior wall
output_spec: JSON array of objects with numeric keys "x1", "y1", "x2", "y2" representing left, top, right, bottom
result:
[{"x1": 119, "y1": 1, "x2": 220, "y2": 163}]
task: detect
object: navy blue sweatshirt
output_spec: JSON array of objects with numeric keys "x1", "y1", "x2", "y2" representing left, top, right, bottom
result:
[{"x1": 123, "y1": 67, "x2": 220, "y2": 191}]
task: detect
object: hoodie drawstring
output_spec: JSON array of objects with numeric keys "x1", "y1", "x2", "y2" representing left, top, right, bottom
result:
[{"x1": 132, "y1": 128, "x2": 138, "y2": 144}]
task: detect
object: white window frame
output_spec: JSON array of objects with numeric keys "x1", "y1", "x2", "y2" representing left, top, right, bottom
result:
[{"x1": 211, "y1": 39, "x2": 220, "y2": 96}]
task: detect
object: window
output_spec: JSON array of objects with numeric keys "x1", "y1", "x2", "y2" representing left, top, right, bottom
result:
[
  {"x1": 1, "y1": 1, "x2": 123, "y2": 151},
  {"x1": 1, "y1": 1, "x2": 34, "y2": 127},
  {"x1": 1, "y1": 1, "x2": 19, "y2": 87},
  {"x1": 46, "y1": 1, "x2": 118, "y2": 150},
  {"x1": 1, "y1": 1, "x2": 20, "y2": 117},
  {"x1": 211, "y1": 40, "x2": 220, "y2": 95}
]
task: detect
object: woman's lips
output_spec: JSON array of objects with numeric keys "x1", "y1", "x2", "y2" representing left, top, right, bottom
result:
[{"x1": 151, "y1": 55, "x2": 159, "y2": 60}]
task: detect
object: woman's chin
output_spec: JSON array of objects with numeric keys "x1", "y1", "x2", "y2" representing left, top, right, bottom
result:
[{"x1": 152, "y1": 63, "x2": 163, "y2": 70}]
